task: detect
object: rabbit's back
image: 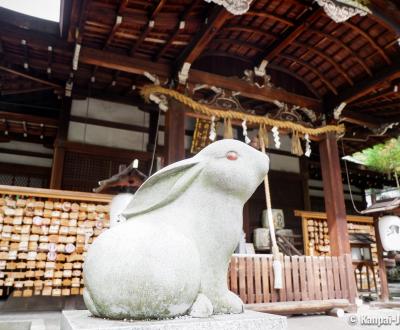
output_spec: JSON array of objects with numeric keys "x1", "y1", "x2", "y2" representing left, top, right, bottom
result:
[{"x1": 83, "y1": 220, "x2": 201, "y2": 319}]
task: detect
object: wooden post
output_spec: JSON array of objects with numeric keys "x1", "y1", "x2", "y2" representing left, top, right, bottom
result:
[
  {"x1": 374, "y1": 218, "x2": 390, "y2": 302},
  {"x1": 147, "y1": 110, "x2": 159, "y2": 152},
  {"x1": 319, "y1": 133, "x2": 350, "y2": 256},
  {"x1": 300, "y1": 158, "x2": 311, "y2": 211},
  {"x1": 50, "y1": 97, "x2": 71, "y2": 189},
  {"x1": 164, "y1": 100, "x2": 185, "y2": 165}
]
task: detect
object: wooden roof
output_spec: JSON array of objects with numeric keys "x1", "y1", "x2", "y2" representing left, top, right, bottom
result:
[{"x1": 0, "y1": 0, "x2": 400, "y2": 154}]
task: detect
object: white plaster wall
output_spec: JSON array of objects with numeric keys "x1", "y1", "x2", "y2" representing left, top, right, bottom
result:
[
  {"x1": 0, "y1": 153, "x2": 52, "y2": 167},
  {"x1": 0, "y1": 141, "x2": 53, "y2": 167},
  {"x1": 68, "y1": 122, "x2": 148, "y2": 151},
  {"x1": 268, "y1": 153, "x2": 300, "y2": 173},
  {"x1": 309, "y1": 179, "x2": 363, "y2": 201},
  {"x1": 0, "y1": 141, "x2": 53, "y2": 154},
  {"x1": 69, "y1": 98, "x2": 149, "y2": 151},
  {"x1": 71, "y1": 99, "x2": 149, "y2": 126}
]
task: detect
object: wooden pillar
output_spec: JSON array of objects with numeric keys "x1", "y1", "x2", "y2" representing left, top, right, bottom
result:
[
  {"x1": 50, "y1": 97, "x2": 71, "y2": 189},
  {"x1": 374, "y1": 219, "x2": 390, "y2": 301},
  {"x1": 300, "y1": 158, "x2": 311, "y2": 211},
  {"x1": 147, "y1": 110, "x2": 159, "y2": 152},
  {"x1": 164, "y1": 100, "x2": 185, "y2": 165},
  {"x1": 319, "y1": 133, "x2": 350, "y2": 256}
]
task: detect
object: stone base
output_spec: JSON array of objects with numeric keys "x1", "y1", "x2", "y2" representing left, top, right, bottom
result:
[{"x1": 61, "y1": 310, "x2": 287, "y2": 330}]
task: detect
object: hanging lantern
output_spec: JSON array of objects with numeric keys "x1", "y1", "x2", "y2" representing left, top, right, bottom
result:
[
  {"x1": 378, "y1": 215, "x2": 400, "y2": 252},
  {"x1": 203, "y1": 0, "x2": 254, "y2": 15}
]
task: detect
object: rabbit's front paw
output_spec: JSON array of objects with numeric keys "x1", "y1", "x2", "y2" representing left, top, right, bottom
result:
[
  {"x1": 211, "y1": 291, "x2": 244, "y2": 314},
  {"x1": 189, "y1": 293, "x2": 213, "y2": 318}
]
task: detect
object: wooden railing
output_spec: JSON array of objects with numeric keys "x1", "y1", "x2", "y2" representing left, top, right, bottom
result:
[{"x1": 228, "y1": 254, "x2": 357, "y2": 308}]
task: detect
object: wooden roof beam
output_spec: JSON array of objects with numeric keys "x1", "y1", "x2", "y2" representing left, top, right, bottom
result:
[
  {"x1": 222, "y1": 26, "x2": 278, "y2": 39},
  {"x1": 188, "y1": 70, "x2": 321, "y2": 109},
  {"x1": 340, "y1": 110, "x2": 382, "y2": 129},
  {"x1": 344, "y1": 21, "x2": 391, "y2": 65},
  {"x1": 351, "y1": 86, "x2": 399, "y2": 105},
  {"x1": 326, "y1": 60, "x2": 400, "y2": 108},
  {"x1": 154, "y1": 0, "x2": 200, "y2": 62},
  {"x1": 175, "y1": 6, "x2": 232, "y2": 83},
  {"x1": 78, "y1": 47, "x2": 321, "y2": 109},
  {"x1": 104, "y1": 0, "x2": 128, "y2": 49},
  {"x1": 255, "y1": 7, "x2": 324, "y2": 66},
  {"x1": 130, "y1": 0, "x2": 166, "y2": 57},
  {"x1": 307, "y1": 28, "x2": 372, "y2": 77},
  {"x1": 361, "y1": 100, "x2": 400, "y2": 112},
  {"x1": 76, "y1": 0, "x2": 90, "y2": 43},
  {"x1": 0, "y1": 65, "x2": 62, "y2": 90},
  {"x1": 291, "y1": 41, "x2": 354, "y2": 86},
  {"x1": 279, "y1": 54, "x2": 338, "y2": 95},
  {"x1": 244, "y1": 11, "x2": 295, "y2": 26}
]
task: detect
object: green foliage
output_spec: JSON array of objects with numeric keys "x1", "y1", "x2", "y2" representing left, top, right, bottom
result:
[{"x1": 353, "y1": 137, "x2": 400, "y2": 175}]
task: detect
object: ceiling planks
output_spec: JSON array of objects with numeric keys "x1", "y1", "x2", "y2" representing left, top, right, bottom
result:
[{"x1": 175, "y1": 6, "x2": 232, "y2": 67}]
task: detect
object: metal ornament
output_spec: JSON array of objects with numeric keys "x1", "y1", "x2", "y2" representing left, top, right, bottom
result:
[
  {"x1": 203, "y1": 0, "x2": 253, "y2": 15},
  {"x1": 315, "y1": 0, "x2": 370, "y2": 23}
]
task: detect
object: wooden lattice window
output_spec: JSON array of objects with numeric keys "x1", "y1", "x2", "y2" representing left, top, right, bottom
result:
[
  {"x1": 0, "y1": 163, "x2": 49, "y2": 188},
  {"x1": 62, "y1": 152, "x2": 136, "y2": 192}
]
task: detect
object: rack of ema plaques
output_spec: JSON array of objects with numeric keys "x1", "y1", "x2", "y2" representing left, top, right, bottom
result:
[
  {"x1": 295, "y1": 210, "x2": 379, "y2": 295},
  {"x1": 0, "y1": 185, "x2": 112, "y2": 297}
]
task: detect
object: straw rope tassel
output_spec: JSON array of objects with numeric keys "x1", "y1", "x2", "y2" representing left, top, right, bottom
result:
[
  {"x1": 223, "y1": 118, "x2": 234, "y2": 139},
  {"x1": 141, "y1": 85, "x2": 345, "y2": 137},
  {"x1": 259, "y1": 128, "x2": 283, "y2": 290}
]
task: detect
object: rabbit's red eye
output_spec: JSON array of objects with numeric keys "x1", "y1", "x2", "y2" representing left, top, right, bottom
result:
[{"x1": 226, "y1": 151, "x2": 238, "y2": 161}]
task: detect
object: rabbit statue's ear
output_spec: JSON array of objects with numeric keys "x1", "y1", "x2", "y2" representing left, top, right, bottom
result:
[{"x1": 122, "y1": 156, "x2": 204, "y2": 218}]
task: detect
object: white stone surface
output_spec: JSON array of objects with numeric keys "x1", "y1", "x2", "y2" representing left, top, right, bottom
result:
[
  {"x1": 61, "y1": 310, "x2": 287, "y2": 330},
  {"x1": 109, "y1": 193, "x2": 134, "y2": 227},
  {"x1": 83, "y1": 140, "x2": 270, "y2": 319}
]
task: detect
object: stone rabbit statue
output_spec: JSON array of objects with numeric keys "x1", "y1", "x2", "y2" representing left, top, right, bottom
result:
[{"x1": 83, "y1": 139, "x2": 269, "y2": 320}]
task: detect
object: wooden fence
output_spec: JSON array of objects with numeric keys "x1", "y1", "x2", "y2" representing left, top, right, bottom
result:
[{"x1": 228, "y1": 254, "x2": 357, "y2": 307}]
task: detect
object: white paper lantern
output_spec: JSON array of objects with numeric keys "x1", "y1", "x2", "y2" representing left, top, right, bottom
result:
[{"x1": 378, "y1": 215, "x2": 400, "y2": 252}]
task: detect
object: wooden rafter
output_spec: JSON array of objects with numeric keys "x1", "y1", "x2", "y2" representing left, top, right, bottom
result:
[
  {"x1": 176, "y1": 6, "x2": 232, "y2": 66},
  {"x1": 130, "y1": 0, "x2": 166, "y2": 57},
  {"x1": 78, "y1": 47, "x2": 320, "y2": 109},
  {"x1": 76, "y1": 0, "x2": 90, "y2": 43},
  {"x1": 222, "y1": 25, "x2": 278, "y2": 40},
  {"x1": 327, "y1": 60, "x2": 400, "y2": 107},
  {"x1": 104, "y1": 0, "x2": 128, "y2": 49},
  {"x1": 154, "y1": 0, "x2": 200, "y2": 61},
  {"x1": 212, "y1": 38, "x2": 265, "y2": 52},
  {"x1": 188, "y1": 70, "x2": 321, "y2": 109},
  {"x1": 291, "y1": 41, "x2": 354, "y2": 86},
  {"x1": 1, "y1": 86, "x2": 53, "y2": 96},
  {"x1": 244, "y1": 11, "x2": 295, "y2": 27},
  {"x1": 267, "y1": 63, "x2": 321, "y2": 98},
  {"x1": 307, "y1": 29, "x2": 372, "y2": 77},
  {"x1": 352, "y1": 87, "x2": 398, "y2": 106},
  {"x1": 362, "y1": 100, "x2": 400, "y2": 112},
  {"x1": 340, "y1": 110, "x2": 381, "y2": 129},
  {"x1": 79, "y1": 47, "x2": 170, "y2": 77},
  {"x1": 255, "y1": 7, "x2": 323, "y2": 65},
  {"x1": 0, "y1": 65, "x2": 62, "y2": 90},
  {"x1": 344, "y1": 21, "x2": 391, "y2": 65},
  {"x1": 279, "y1": 54, "x2": 338, "y2": 95}
]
